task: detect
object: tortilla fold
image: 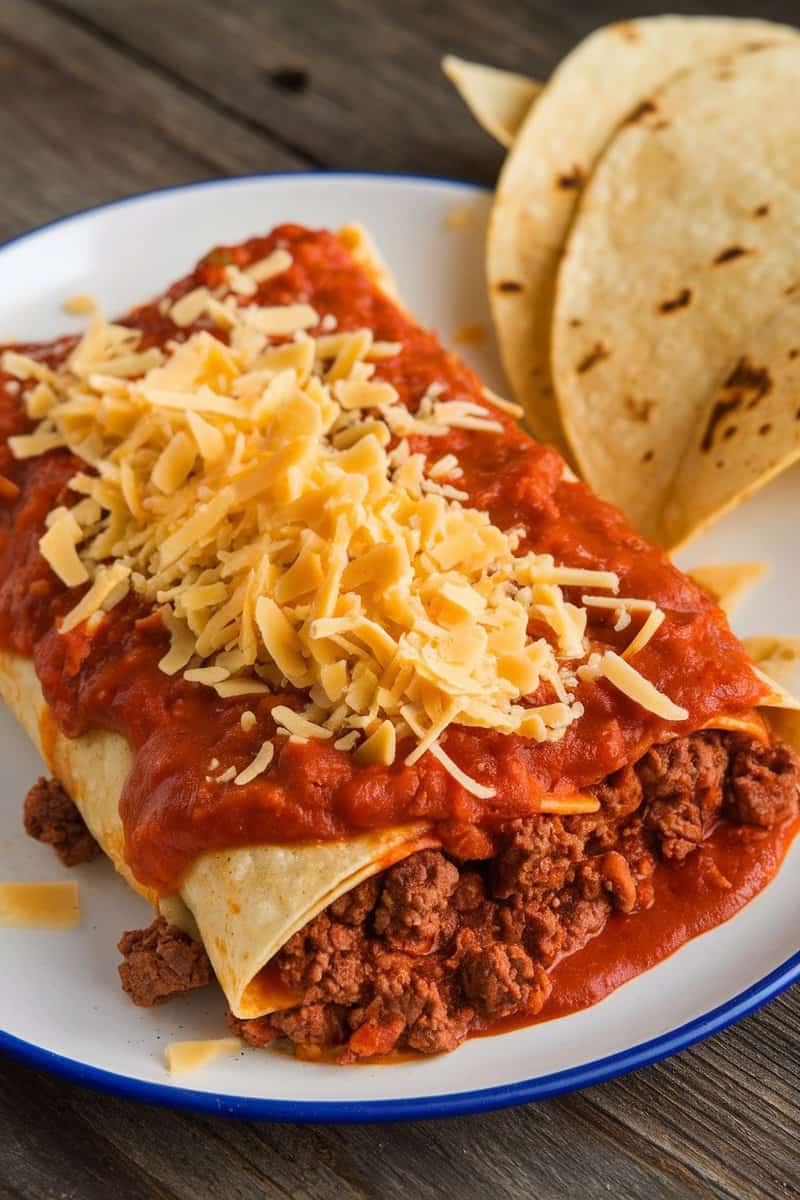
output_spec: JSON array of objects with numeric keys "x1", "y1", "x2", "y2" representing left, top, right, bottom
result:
[{"x1": 0, "y1": 649, "x2": 434, "y2": 1018}]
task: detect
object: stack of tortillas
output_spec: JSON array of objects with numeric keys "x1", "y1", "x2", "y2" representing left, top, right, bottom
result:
[{"x1": 444, "y1": 16, "x2": 800, "y2": 550}]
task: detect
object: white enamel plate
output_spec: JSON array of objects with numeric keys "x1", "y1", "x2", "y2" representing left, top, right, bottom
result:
[{"x1": 1, "y1": 174, "x2": 798, "y2": 1120}]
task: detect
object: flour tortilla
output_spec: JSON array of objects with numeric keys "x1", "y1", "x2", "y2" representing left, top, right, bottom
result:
[
  {"x1": 442, "y1": 56, "x2": 541, "y2": 148},
  {"x1": 687, "y1": 562, "x2": 767, "y2": 617},
  {"x1": 664, "y1": 302, "x2": 800, "y2": 548},
  {"x1": 0, "y1": 649, "x2": 433, "y2": 1018},
  {"x1": 552, "y1": 42, "x2": 800, "y2": 543},
  {"x1": 0, "y1": 223, "x2": 439, "y2": 1021},
  {"x1": 743, "y1": 638, "x2": 800, "y2": 753},
  {"x1": 488, "y1": 16, "x2": 798, "y2": 455}
]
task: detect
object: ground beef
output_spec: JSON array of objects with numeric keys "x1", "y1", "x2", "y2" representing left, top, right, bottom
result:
[
  {"x1": 118, "y1": 917, "x2": 211, "y2": 1006},
  {"x1": 639, "y1": 734, "x2": 728, "y2": 860},
  {"x1": 222, "y1": 731, "x2": 800, "y2": 1060},
  {"x1": 329, "y1": 876, "x2": 380, "y2": 925},
  {"x1": 459, "y1": 934, "x2": 550, "y2": 1020},
  {"x1": 373, "y1": 850, "x2": 459, "y2": 954},
  {"x1": 23, "y1": 776, "x2": 100, "y2": 867},
  {"x1": 403, "y1": 978, "x2": 474, "y2": 1055},
  {"x1": 492, "y1": 817, "x2": 584, "y2": 902},
  {"x1": 277, "y1": 912, "x2": 369, "y2": 1005},
  {"x1": 344, "y1": 958, "x2": 475, "y2": 1058},
  {"x1": 727, "y1": 737, "x2": 800, "y2": 826},
  {"x1": 265, "y1": 1003, "x2": 349, "y2": 1049},
  {"x1": 226, "y1": 1013, "x2": 277, "y2": 1049}
]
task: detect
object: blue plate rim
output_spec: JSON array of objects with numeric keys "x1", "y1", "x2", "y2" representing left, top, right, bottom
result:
[
  {"x1": 3, "y1": 949, "x2": 799, "y2": 1122},
  {"x1": 1, "y1": 171, "x2": 798, "y2": 1123}
]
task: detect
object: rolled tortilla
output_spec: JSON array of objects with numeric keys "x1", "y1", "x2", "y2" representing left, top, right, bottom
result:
[
  {"x1": 5, "y1": 224, "x2": 798, "y2": 1029},
  {"x1": 0, "y1": 649, "x2": 434, "y2": 1018},
  {"x1": 0, "y1": 225, "x2": 442, "y2": 1020}
]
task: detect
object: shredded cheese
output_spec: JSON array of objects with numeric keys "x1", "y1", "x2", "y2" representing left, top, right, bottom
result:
[
  {"x1": 623, "y1": 609, "x2": 666, "y2": 660},
  {"x1": 582, "y1": 596, "x2": 656, "y2": 613},
  {"x1": 235, "y1": 739, "x2": 275, "y2": 785},
  {"x1": 60, "y1": 563, "x2": 131, "y2": 633},
  {"x1": 4, "y1": 266, "x2": 688, "y2": 794},
  {"x1": 599, "y1": 652, "x2": 688, "y2": 721},
  {"x1": 245, "y1": 248, "x2": 293, "y2": 284},
  {"x1": 165, "y1": 1038, "x2": 242, "y2": 1076},
  {"x1": 39, "y1": 512, "x2": 89, "y2": 588},
  {"x1": 480, "y1": 386, "x2": 524, "y2": 419},
  {"x1": 0, "y1": 881, "x2": 80, "y2": 929},
  {"x1": 63, "y1": 294, "x2": 96, "y2": 316}
]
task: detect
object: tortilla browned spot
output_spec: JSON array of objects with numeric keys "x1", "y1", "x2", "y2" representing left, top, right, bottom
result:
[
  {"x1": 613, "y1": 22, "x2": 641, "y2": 44},
  {"x1": 497, "y1": 280, "x2": 523, "y2": 293},
  {"x1": 626, "y1": 99, "x2": 658, "y2": 123},
  {"x1": 713, "y1": 245, "x2": 751, "y2": 265},
  {"x1": 701, "y1": 397, "x2": 742, "y2": 453},
  {"x1": 700, "y1": 359, "x2": 772, "y2": 452},
  {"x1": 557, "y1": 167, "x2": 584, "y2": 190},
  {"x1": 658, "y1": 288, "x2": 692, "y2": 313},
  {"x1": 754, "y1": 204, "x2": 770, "y2": 217},
  {"x1": 664, "y1": 300, "x2": 800, "y2": 547},
  {"x1": 626, "y1": 396, "x2": 655, "y2": 422},
  {"x1": 727, "y1": 357, "x2": 772, "y2": 392},
  {"x1": 576, "y1": 343, "x2": 609, "y2": 374}
]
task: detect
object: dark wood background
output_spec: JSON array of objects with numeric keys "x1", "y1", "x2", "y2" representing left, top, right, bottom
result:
[{"x1": 2, "y1": 2, "x2": 799, "y2": 1197}]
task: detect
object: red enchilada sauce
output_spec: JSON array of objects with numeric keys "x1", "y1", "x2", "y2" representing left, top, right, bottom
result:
[
  {"x1": 245, "y1": 806, "x2": 800, "y2": 1062},
  {"x1": 509, "y1": 809, "x2": 800, "y2": 1030},
  {"x1": 0, "y1": 226, "x2": 777, "y2": 901}
]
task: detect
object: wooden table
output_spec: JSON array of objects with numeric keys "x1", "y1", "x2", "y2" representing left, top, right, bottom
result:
[{"x1": 2, "y1": 2, "x2": 799, "y2": 1196}]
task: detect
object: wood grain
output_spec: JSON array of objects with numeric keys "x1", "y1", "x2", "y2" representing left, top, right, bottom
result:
[
  {"x1": 2, "y1": 992, "x2": 799, "y2": 1200},
  {"x1": 0, "y1": 0, "x2": 307, "y2": 242},
  {"x1": 1, "y1": 2, "x2": 800, "y2": 1198}
]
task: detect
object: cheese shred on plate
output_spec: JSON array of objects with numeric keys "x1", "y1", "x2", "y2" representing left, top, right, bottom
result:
[
  {"x1": 164, "y1": 1037, "x2": 242, "y2": 1076},
  {"x1": 5, "y1": 257, "x2": 682, "y2": 796},
  {"x1": 0, "y1": 880, "x2": 80, "y2": 929}
]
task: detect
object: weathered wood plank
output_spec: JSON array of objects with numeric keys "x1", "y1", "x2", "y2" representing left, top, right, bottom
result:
[
  {"x1": 39, "y1": 0, "x2": 510, "y2": 184},
  {"x1": 0, "y1": 0, "x2": 308, "y2": 241},
  {"x1": 2, "y1": 991, "x2": 799, "y2": 1200},
  {"x1": 41, "y1": 0, "x2": 800, "y2": 190},
  {"x1": 0, "y1": 1050, "x2": 727, "y2": 1200},
  {"x1": 595, "y1": 991, "x2": 800, "y2": 1198}
]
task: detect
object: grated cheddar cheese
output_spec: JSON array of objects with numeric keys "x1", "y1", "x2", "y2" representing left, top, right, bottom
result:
[{"x1": 5, "y1": 258, "x2": 683, "y2": 796}]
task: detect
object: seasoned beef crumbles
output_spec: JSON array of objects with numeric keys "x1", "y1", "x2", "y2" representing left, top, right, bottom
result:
[
  {"x1": 118, "y1": 917, "x2": 211, "y2": 1006},
  {"x1": 23, "y1": 776, "x2": 100, "y2": 867},
  {"x1": 227, "y1": 730, "x2": 799, "y2": 1060}
]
